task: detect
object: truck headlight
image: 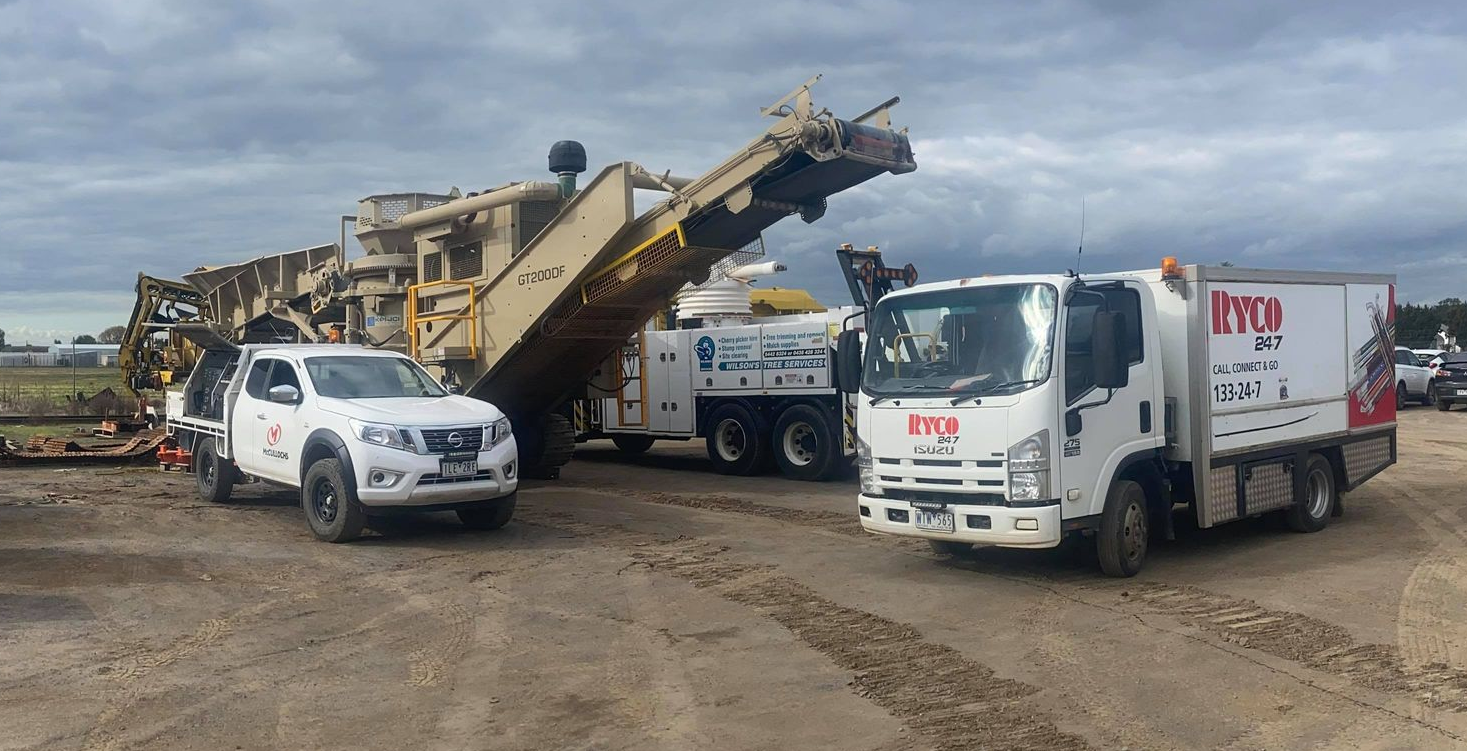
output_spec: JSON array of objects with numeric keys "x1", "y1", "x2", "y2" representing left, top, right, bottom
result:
[
  {"x1": 350, "y1": 419, "x2": 414, "y2": 453},
  {"x1": 485, "y1": 417, "x2": 513, "y2": 448},
  {"x1": 857, "y1": 435, "x2": 880, "y2": 495},
  {"x1": 1008, "y1": 430, "x2": 1050, "y2": 502}
]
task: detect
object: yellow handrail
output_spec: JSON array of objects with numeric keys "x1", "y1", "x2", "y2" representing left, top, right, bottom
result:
[{"x1": 407, "y1": 279, "x2": 477, "y2": 361}]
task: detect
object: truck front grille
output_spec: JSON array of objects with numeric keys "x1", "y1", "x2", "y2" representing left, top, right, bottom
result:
[{"x1": 421, "y1": 427, "x2": 484, "y2": 454}]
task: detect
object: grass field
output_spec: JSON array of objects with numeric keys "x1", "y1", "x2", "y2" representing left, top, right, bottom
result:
[
  {"x1": 0, "y1": 421, "x2": 92, "y2": 445},
  {"x1": 0, "y1": 367, "x2": 128, "y2": 413}
]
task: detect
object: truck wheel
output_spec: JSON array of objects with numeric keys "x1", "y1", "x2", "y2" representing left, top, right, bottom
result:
[
  {"x1": 1396, "y1": 382, "x2": 1407, "y2": 410},
  {"x1": 302, "y1": 458, "x2": 365, "y2": 543},
  {"x1": 458, "y1": 493, "x2": 516, "y2": 530},
  {"x1": 520, "y1": 413, "x2": 575, "y2": 479},
  {"x1": 1423, "y1": 381, "x2": 1437, "y2": 406},
  {"x1": 611, "y1": 434, "x2": 656, "y2": 454},
  {"x1": 1439, "y1": 399, "x2": 1453, "y2": 412},
  {"x1": 928, "y1": 540, "x2": 973, "y2": 557},
  {"x1": 705, "y1": 402, "x2": 770, "y2": 476},
  {"x1": 773, "y1": 404, "x2": 839, "y2": 481},
  {"x1": 194, "y1": 437, "x2": 236, "y2": 503},
  {"x1": 1098, "y1": 480, "x2": 1148, "y2": 577},
  {"x1": 1286, "y1": 454, "x2": 1335, "y2": 533}
]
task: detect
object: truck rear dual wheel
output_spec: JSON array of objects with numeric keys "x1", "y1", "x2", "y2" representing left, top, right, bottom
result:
[
  {"x1": 458, "y1": 493, "x2": 517, "y2": 530},
  {"x1": 195, "y1": 437, "x2": 236, "y2": 504},
  {"x1": 773, "y1": 404, "x2": 840, "y2": 481},
  {"x1": 1285, "y1": 455, "x2": 1335, "y2": 533},
  {"x1": 706, "y1": 403, "x2": 771, "y2": 476},
  {"x1": 303, "y1": 458, "x2": 366, "y2": 543}
]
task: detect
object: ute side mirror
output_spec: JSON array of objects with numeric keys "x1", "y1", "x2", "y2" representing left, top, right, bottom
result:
[
  {"x1": 836, "y1": 330, "x2": 863, "y2": 394},
  {"x1": 1092, "y1": 311, "x2": 1130, "y2": 390},
  {"x1": 268, "y1": 384, "x2": 302, "y2": 404}
]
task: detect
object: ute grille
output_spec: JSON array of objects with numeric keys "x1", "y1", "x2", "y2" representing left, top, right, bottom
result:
[{"x1": 421, "y1": 427, "x2": 484, "y2": 454}]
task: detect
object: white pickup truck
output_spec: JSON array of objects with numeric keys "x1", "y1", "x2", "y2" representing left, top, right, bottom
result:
[{"x1": 166, "y1": 341, "x2": 518, "y2": 542}]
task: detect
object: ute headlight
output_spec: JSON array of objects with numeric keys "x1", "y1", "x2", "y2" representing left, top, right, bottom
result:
[
  {"x1": 857, "y1": 435, "x2": 880, "y2": 496},
  {"x1": 350, "y1": 419, "x2": 415, "y2": 453},
  {"x1": 1007, "y1": 430, "x2": 1050, "y2": 502},
  {"x1": 485, "y1": 416, "x2": 513, "y2": 448}
]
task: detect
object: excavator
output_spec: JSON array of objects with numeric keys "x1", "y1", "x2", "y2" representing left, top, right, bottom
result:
[
  {"x1": 119, "y1": 274, "x2": 210, "y2": 395},
  {"x1": 154, "y1": 77, "x2": 917, "y2": 477}
]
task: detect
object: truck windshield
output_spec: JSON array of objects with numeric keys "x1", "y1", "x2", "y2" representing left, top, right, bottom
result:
[
  {"x1": 304, "y1": 356, "x2": 448, "y2": 399},
  {"x1": 864, "y1": 283, "x2": 1056, "y2": 396}
]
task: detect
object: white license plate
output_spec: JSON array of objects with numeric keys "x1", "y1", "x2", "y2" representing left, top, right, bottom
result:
[
  {"x1": 914, "y1": 509, "x2": 955, "y2": 533},
  {"x1": 1456, "y1": 389, "x2": 1467, "y2": 396},
  {"x1": 440, "y1": 459, "x2": 478, "y2": 477}
]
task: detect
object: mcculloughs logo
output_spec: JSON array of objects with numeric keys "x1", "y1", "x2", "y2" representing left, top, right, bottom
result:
[
  {"x1": 908, "y1": 415, "x2": 959, "y2": 436},
  {"x1": 1211, "y1": 290, "x2": 1284, "y2": 335}
]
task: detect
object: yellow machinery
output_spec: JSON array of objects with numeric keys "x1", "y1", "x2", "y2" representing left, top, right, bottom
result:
[{"x1": 119, "y1": 274, "x2": 211, "y2": 394}]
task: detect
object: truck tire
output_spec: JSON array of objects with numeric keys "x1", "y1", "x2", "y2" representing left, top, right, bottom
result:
[
  {"x1": 194, "y1": 437, "x2": 236, "y2": 503},
  {"x1": 772, "y1": 404, "x2": 839, "y2": 481},
  {"x1": 1438, "y1": 398, "x2": 1453, "y2": 412},
  {"x1": 520, "y1": 413, "x2": 575, "y2": 479},
  {"x1": 611, "y1": 434, "x2": 656, "y2": 454},
  {"x1": 458, "y1": 493, "x2": 516, "y2": 530},
  {"x1": 1098, "y1": 479, "x2": 1148, "y2": 577},
  {"x1": 1285, "y1": 454, "x2": 1335, "y2": 533},
  {"x1": 302, "y1": 458, "x2": 366, "y2": 543},
  {"x1": 705, "y1": 402, "x2": 770, "y2": 476}
]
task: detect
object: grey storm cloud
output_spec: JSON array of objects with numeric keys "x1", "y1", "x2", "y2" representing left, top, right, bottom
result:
[{"x1": 1, "y1": 0, "x2": 1465, "y2": 338}]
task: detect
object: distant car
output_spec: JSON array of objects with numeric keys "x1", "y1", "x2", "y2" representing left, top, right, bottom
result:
[
  {"x1": 1394, "y1": 346, "x2": 1436, "y2": 408},
  {"x1": 1432, "y1": 353, "x2": 1467, "y2": 411},
  {"x1": 1413, "y1": 348, "x2": 1445, "y2": 367}
]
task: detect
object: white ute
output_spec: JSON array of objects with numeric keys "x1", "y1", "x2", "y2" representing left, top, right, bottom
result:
[
  {"x1": 166, "y1": 341, "x2": 518, "y2": 542},
  {"x1": 836, "y1": 261, "x2": 1399, "y2": 576}
]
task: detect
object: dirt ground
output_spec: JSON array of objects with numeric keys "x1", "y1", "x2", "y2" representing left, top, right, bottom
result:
[{"x1": 3, "y1": 408, "x2": 1466, "y2": 750}]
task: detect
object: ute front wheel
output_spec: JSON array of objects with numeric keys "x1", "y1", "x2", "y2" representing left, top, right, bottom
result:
[{"x1": 302, "y1": 458, "x2": 365, "y2": 543}]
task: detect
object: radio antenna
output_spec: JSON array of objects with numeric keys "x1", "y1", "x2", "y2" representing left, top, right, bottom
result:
[{"x1": 1074, "y1": 196, "x2": 1086, "y2": 275}]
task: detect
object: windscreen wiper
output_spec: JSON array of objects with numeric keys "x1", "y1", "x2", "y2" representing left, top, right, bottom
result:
[{"x1": 949, "y1": 378, "x2": 1046, "y2": 405}]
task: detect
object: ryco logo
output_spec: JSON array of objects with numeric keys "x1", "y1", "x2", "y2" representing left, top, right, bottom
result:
[
  {"x1": 908, "y1": 415, "x2": 959, "y2": 436},
  {"x1": 1211, "y1": 290, "x2": 1284, "y2": 335},
  {"x1": 266, "y1": 423, "x2": 282, "y2": 446}
]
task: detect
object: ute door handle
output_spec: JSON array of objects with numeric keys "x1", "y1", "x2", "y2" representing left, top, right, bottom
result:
[{"x1": 257, "y1": 413, "x2": 269, "y2": 420}]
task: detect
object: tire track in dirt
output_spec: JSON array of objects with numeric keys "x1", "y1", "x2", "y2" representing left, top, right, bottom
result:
[
  {"x1": 406, "y1": 600, "x2": 474, "y2": 687},
  {"x1": 1118, "y1": 582, "x2": 1467, "y2": 712},
  {"x1": 105, "y1": 617, "x2": 232, "y2": 681},
  {"x1": 527, "y1": 509, "x2": 1093, "y2": 751}
]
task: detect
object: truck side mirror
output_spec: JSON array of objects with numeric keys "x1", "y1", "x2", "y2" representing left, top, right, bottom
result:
[
  {"x1": 1092, "y1": 311, "x2": 1130, "y2": 390},
  {"x1": 836, "y1": 330, "x2": 862, "y2": 394},
  {"x1": 268, "y1": 384, "x2": 301, "y2": 404},
  {"x1": 1065, "y1": 409, "x2": 1083, "y2": 437}
]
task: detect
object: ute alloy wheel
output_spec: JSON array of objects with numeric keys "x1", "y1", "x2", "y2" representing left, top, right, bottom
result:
[{"x1": 1396, "y1": 382, "x2": 1408, "y2": 410}]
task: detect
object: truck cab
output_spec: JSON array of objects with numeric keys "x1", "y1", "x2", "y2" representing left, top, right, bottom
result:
[{"x1": 168, "y1": 343, "x2": 519, "y2": 542}]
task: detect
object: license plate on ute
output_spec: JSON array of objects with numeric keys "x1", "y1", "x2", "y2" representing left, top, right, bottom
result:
[
  {"x1": 914, "y1": 510, "x2": 955, "y2": 533},
  {"x1": 440, "y1": 455, "x2": 478, "y2": 478}
]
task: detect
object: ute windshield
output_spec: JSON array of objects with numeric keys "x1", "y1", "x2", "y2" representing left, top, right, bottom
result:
[
  {"x1": 863, "y1": 283, "x2": 1057, "y2": 397},
  {"x1": 305, "y1": 356, "x2": 448, "y2": 399}
]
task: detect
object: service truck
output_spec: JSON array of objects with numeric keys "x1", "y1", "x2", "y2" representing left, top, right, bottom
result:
[
  {"x1": 166, "y1": 337, "x2": 518, "y2": 542},
  {"x1": 836, "y1": 261, "x2": 1398, "y2": 576},
  {"x1": 577, "y1": 308, "x2": 858, "y2": 480}
]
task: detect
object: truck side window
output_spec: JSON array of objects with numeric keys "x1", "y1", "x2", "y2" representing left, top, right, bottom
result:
[
  {"x1": 244, "y1": 360, "x2": 272, "y2": 399},
  {"x1": 1065, "y1": 287, "x2": 1144, "y2": 404},
  {"x1": 266, "y1": 361, "x2": 302, "y2": 391}
]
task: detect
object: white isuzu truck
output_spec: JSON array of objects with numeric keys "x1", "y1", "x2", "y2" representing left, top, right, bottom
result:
[
  {"x1": 167, "y1": 339, "x2": 519, "y2": 542},
  {"x1": 836, "y1": 262, "x2": 1398, "y2": 576}
]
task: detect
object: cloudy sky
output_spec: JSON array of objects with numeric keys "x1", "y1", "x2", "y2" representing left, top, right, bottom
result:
[{"x1": 2, "y1": 0, "x2": 1464, "y2": 343}]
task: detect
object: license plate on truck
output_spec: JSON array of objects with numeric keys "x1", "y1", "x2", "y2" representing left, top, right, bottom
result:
[
  {"x1": 914, "y1": 510, "x2": 955, "y2": 533},
  {"x1": 440, "y1": 453, "x2": 478, "y2": 478}
]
